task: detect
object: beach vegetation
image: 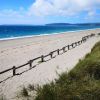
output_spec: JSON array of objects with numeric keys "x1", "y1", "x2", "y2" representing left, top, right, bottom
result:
[
  {"x1": 20, "y1": 86, "x2": 29, "y2": 97},
  {"x1": 28, "y1": 84, "x2": 35, "y2": 91}
]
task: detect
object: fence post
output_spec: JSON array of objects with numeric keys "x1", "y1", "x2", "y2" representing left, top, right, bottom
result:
[
  {"x1": 29, "y1": 60, "x2": 33, "y2": 69},
  {"x1": 63, "y1": 47, "x2": 66, "y2": 52},
  {"x1": 57, "y1": 49, "x2": 60, "y2": 55},
  {"x1": 78, "y1": 41, "x2": 81, "y2": 45},
  {"x1": 81, "y1": 40, "x2": 83, "y2": 44},
  {"x1": 84, "y1": 38, "x2": 86, "y2": 42},
  {"x1": 67, "y1": 45, "x2": 70, "y2": 50},
  {"x1": 41, "y1": 55, "x2": 44, "y2": 62},
  {"x1": 82, "y1": 37, "x2": 86, "y2": 42},
  {"x1": 13, "y1": 66, "x2": 16, "y2": 76},
  {"x1": 71, "y1": 43, "x2": 74, "y2": 48},
  {"x1": 50, "y1": 52, "x2": 53, "y2": 58},
  {"x1": 82, "y1": 37, "x2": 84, "y2": 42},
  {"x1": 74, "y1": 42, "x2": 77, "y2": 46}
]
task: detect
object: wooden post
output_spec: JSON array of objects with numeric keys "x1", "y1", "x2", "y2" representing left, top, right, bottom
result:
[
  {"x1": 63, "y1": 47, "x2": 66, "y2": 52},
  {"x1": 41, "y1": 55, "x2": 44, "y2": 62},
  {"x1": 13, "y1": 66, "x2": 16, "y2": 76},
  {"x1": 82, "y1": 37, "x2": 84, "y2": 42},
  {"x1": 67, "y1": 45, "x2": 70, "y2": 50},
  {"x1": 81, "y1": 40, "x2": 83, "y2": 43},
  {"x1": 82, "y1": 37, "x2": 86, "y2": 42},
  {"x1": 84, "y1": 38, "x2": 86, "y2": 42},
  {"x1": 50, "y1": 52, "x2": 53, "y2": 58},
  {"x1": 77, "y1": 41, "x2": 79, "y2": 45},
  {"x1": 75, "y1": 42, "x2": 77, "y2": 46},
  {"x1": 57, "y1": 49, "x2": 60, "y2": 55},
  {"x1": 78, "y1": 41, "x2": 80, "y2": 45},
  {"x1": 71, "y1": 43, "x2": 73, "y2": 48},
  {"x1": 29, "y1": 60, "x2": 33, "y2": 69}
]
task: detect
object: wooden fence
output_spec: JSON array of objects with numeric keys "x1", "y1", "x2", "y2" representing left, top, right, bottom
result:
[{"x1": 0, "y1": 33, "x2": 96, "y2": 83}]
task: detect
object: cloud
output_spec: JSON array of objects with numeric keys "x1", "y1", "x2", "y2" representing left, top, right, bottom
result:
[
  {"x1": 29, "y1": 0, "x2": 100, "y2": 16},
  {"x1": 0, "y1": 0, "x2": 100, "y2": 24},
  {"x1": 1, "y1": 0, "x2": 100, "y2": 18},
  {"x1": 88, "y1": 11, "x2": 95, "y2": 16},
  {"x1": 0, "y1": 9, "x2": 25, "y2": 18},
  {"x1": 0, "y1": 8, "x2": 46, "y2": 24},
  {"x1": 28, "y1": 0, "x2": 54, "y2": 16}
]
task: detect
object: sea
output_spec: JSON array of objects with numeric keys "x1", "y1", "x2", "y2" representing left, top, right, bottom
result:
[{"x1": 0, "y1": 25, "x2": 100, "y2": 40}]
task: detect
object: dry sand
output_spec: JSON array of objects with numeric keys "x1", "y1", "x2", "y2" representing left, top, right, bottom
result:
[{"x1": 0, "y1": 29, "x2": 100, "y2": 99}]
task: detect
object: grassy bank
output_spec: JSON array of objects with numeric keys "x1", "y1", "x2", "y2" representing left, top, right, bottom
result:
[{"x1": 16, "y1": 41, "x2": 100, "y2": 100}]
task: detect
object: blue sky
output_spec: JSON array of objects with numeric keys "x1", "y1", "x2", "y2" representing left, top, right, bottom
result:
[
  {"x1": 0, "y1": 0, "x2": 100, "y2": 25},
  {"x1": 0, "y1": 0, "x2": 34, "y2": 10}
]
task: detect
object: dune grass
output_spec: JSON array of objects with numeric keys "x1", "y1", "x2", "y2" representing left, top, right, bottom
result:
[{"x1": 18, "y1": 41, "x2": 100, "y2": 100}]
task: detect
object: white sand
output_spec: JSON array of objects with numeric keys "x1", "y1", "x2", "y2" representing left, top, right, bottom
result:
[{"x1": 0, "y1": 29, "x2": 100, "y2": 99}]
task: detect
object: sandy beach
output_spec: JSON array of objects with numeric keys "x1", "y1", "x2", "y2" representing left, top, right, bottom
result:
[{"x1": 0, "y1": 29, "x2": 100, "y2": 99}]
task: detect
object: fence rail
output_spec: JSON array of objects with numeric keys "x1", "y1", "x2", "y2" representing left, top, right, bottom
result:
[{"x1": 0, "y1": 33, "x2": 97, "y2": 83}]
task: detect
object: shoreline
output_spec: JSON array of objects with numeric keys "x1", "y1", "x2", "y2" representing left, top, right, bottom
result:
[{"x1": 0, "y1": 27, "x2": 100, "y2": 41}]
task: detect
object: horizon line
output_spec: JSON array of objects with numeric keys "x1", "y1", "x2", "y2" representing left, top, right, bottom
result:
[{"x1": 0, "y1": 22, "x2": 100, "y2": 26}]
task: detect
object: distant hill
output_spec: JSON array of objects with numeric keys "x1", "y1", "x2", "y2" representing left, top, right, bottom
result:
[
  {"x1": 46, "y1": 23, "x2": 100, "y2": 26},
  {"x1": 0, "y1": 23, "x2": 100, "y2": 26},
  {"x1": 46, "y1": 23, "x2": 72, "y2": 26}
]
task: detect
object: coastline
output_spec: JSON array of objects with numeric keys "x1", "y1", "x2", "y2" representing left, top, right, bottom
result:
[
  {"x1": 0, "y1": 27, "x2": 100, "y2": 41},
  {"x1": 0, "y1": 28, "x2": 100, "y2": 99}
]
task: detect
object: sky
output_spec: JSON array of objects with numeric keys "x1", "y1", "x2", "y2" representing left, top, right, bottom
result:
[{"x1": 0, "y1": 0, "x2": 100, "y2": 25}]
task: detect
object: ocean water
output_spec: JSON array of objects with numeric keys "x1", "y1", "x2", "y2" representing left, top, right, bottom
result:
[{"x1": 0, "y1": 25, "x2": 100, "y2": 40}]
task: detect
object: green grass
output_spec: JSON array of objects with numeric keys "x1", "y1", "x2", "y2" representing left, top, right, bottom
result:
[{"x1": 19, "y1": 41, "x2": 100, "y2": 100}]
